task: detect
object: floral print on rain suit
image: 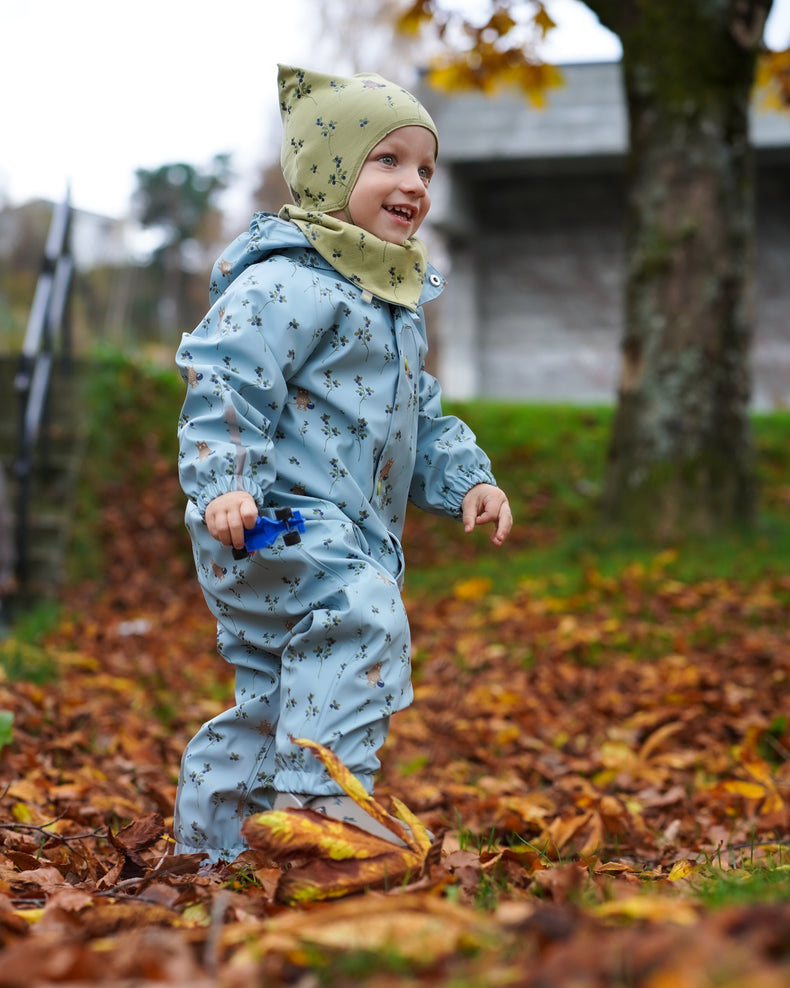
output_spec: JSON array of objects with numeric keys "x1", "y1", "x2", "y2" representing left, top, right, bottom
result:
[{"x1": 173, "y1": 213, "x2": 496, "y2": 861}]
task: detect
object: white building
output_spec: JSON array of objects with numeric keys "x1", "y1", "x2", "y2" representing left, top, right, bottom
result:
[{"x1": 421, "y1": 62, "x2": 790, "y2": 408}]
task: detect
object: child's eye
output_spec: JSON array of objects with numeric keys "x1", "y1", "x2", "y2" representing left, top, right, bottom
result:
[
  {"x1": 378, "y1": 154, "x2": 395, "y2": 165},
  {"x1": 419, "y1": 167, "x2": 432, "y2": 183}
]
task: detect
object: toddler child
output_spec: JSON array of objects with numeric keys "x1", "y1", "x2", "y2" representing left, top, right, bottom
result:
[{"x1": 173, "y1": 64, "x2": 512, "y2": 863}]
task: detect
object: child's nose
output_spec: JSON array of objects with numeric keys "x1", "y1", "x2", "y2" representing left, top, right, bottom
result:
[{"x1": 401, "y1": 167, "x2": 427, "y2": 195}]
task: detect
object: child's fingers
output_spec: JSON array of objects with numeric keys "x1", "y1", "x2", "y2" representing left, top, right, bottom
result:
[
  {"x1": 206, "y1": 492, "x2": 258, "y2": 547},
  {"x1": 239, "y1": 498, "x2": 259, "y2": 527},
  {"x1": 462, "y1": 495, "x2": 484, "y2": 533},
  {"x1": 490, "y1": 500, "x2": 513, "y2": 545},
  {"x1": 462, "y1": 488, "x2": 512, "y2": 544},
  {"x1": 226, "y1": 512, "x2": 250, "y2": 550}
]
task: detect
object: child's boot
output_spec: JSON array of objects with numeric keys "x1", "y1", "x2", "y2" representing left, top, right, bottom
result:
[{"x1": 273, "y1": 792, "x2": 408, "y2": 847}]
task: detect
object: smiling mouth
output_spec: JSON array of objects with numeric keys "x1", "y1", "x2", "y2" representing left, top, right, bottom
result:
[{"x1": 384, "y1": 205, "x2": 416, "y2": 223}]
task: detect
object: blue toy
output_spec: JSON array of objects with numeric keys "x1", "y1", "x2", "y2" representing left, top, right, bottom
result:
[{"x1": 232, "y1": 507, "x2": 306, "y2": 559}]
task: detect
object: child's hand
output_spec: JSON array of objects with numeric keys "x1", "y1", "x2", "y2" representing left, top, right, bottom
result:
[
  {"x1": 461, "y1": 484, "x2": 513, "y2": 547},
  {"x1": 205, "y1": 491, "x2": 259, "y2": 550}
]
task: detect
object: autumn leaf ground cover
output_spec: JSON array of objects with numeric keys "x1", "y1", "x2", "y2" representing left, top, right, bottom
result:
[{"x1": 1, "y1": 354, "x2": 789, "y2": 986}]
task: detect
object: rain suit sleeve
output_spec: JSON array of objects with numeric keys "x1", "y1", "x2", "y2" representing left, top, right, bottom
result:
[
  {"x1": 409, "y1": 365, "x2": 498, "y2": 519},
  {"x1": 176, "y1": 261, "x2": 318, "y2": 516}
]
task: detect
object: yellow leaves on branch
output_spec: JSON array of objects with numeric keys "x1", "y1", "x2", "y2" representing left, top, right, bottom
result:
[
  {"x1": 397, "y1": 0, "x2": 435, "y2": 36},
  {"x1": 756, "y1": 48, "x2": 790, "y2": 110},
  {"x1": 397, "y1": 0, "x2": 563, "y2": 105},
  {"x1": 398, "y1": 0, "x2": 555, "y2": 40},
  {"x1": 533, "y1": 2, "x2": 556, "y2": 38},
  {"x1": 427, "y1": 49, "x2": 563, "y2": 105},
  {"x1": 242, "y1": 738, "x2": 433, "y2": 904}
]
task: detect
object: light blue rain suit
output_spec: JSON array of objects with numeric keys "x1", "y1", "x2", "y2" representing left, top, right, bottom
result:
[{"x1": 173, "y1": 213, "x2": 496, "y2": 860}]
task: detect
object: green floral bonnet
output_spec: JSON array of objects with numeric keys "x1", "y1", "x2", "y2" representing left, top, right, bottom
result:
[{"x1": 277, "y1": 64, "x2": 439, "y2": 311}]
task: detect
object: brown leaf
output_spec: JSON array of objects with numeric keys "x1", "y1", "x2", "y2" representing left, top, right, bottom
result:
[
  {"x1": 112, "y1": 812, "x2": 165, "y2": 853},
  {"x1": 242, "y1": 738, "x2": 435, "y2": 903},
  {"x1": 240, "y1": 891, "x2": 498, "y2": 961},
  {"x1": 274, "y1": 848, "x2": 424, "y2": 904}
]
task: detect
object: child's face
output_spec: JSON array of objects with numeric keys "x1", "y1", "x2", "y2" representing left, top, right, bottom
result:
[{"x1": 334, "y1": 126, "x2": 437, "y2": 244}]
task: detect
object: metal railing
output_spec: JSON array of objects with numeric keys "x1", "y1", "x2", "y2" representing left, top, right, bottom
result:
[{"x1": 13, "y1": 194, "x2": 74, "y2": 587}]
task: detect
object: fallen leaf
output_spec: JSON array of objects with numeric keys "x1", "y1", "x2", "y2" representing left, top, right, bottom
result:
[
  {"x1": 243, "y1": 738, "x2": 432, "y2": 903},
  {"x1": 592, "y1": 895, "x2": 699, "y2": 925}
]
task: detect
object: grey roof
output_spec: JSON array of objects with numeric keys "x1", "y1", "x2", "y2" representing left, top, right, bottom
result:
[{"x1": 420, "y1": 61, "x2": 790, "y2": 167}]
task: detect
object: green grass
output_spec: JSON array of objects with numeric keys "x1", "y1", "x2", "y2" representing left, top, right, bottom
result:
[
  {"x1": 66, "y1": 347, "x2": 185, "y2": 582},
  {"x1": 51, "y1": 354, "x2": 790, "y2": 599},
  {"x1": 694, "y1": 847, "x2": 790, "y2": 908},
  {"x1": 401, "y1": 401, "x2": 790, "y2": 597},
  {"x1": 0, "y1": 599, "x2": 62, "y2": 683},
  {"x1": 309, "y1": 946, "x2": 419, "y2": 985},
  {"x1": 80, "y1": 344, "x2": 184, "y2": 484},
  {"x1": 700, "y1": 865, "x2": 790, "y2": 908}
]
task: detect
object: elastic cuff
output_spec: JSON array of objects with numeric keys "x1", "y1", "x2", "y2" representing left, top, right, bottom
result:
[
  {"x1": 445, "y1": 471, "x2": 498, "y2": 517},
  {"x1": 196, "y1": 478, "x2": 267, "y2": 517}
]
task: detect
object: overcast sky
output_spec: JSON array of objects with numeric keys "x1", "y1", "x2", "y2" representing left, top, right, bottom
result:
[{"x1": 2, "y1": 0, "x2": 788, "y2": 223}]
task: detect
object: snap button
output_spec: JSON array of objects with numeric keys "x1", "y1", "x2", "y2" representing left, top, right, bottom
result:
[{"x1": 429, "y1": 274, "x2": 442, "y2": 287}]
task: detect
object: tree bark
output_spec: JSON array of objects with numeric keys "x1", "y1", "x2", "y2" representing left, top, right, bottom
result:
[{"x1": 587, "y1": 0, "x2": 772, "y2": 537}]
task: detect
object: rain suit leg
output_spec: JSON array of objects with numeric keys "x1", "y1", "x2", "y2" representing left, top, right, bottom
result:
[{"x1": 173, "y1": 511, "x2": 412, "y2": 862}]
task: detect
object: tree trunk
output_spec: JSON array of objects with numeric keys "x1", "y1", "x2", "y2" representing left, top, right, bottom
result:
[{"x1": 591, "y1": 0, "x2": 771, "y2": 538}]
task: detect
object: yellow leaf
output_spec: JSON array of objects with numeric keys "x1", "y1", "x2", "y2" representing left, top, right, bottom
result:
[
  {"x1": 469, "y1": 683, "x2": 523, "y2": 712},
  {"x1": 722, "y1": 780, "x2": 767, "y2": 800},
  {"x1": 244, "y1": 808, "x2": 404, "y2": 862},
  {"x1": 638, "y1": 721, "x2": 684, "y2": 761},
  {"x1": 243, "y1": 738, "x2": 433, "y2": 903},
  {"x1": 486, "y1": 9, "x2": 517, "y2": 37},
  {"x1": 495, "y1": 724, "x2": 521, "y2": 745},
  {"x1": 534, "y1": 3, "x2": 556, "y2": 37},
  {"x1": 755, "y1": 48, "x2": 790, "y2": 109},
  {"x1": 235, "y1": 893, "x2": 496, "y2": 962},
  {"x1": 593, "y1": 895, "x2": 698, "y2": 925},
  {"x1": 760, "y1": 790, "x2": 785, "y2": 816},
  {"x1": 542, "y1": 812, "x2": 593, "y2": 854},
  {"x1": 513, "y1": 61, "x2": 564, "y2": 107},
  {"x1": 7, "y1": 779, "x2": 44, "y2": 803},
  {"x1": 427, "y1": 61, "x2": 477, "y2": 95},
  {"x1": 453, "y1": 576, "x2": 493, "y2": 600},
  {"x1": 578, "y1": 811, "x2": 604, "y2": 857},
  {"x1": 741, "y1": 755, "x2": 775, "y2": 787},
  {"x1": 291, "y1": 736, "x2": 418, "y2": 850},
  {"x1": 667, "y1": 859, "x2": 699, "y2": 881},
  {"x1": 179, "y1": 903, "x2": 211, "y2": 927},
  {"x1": 13, "y1": 908, "x2": 45, "y2": 924},
  {"x1": 594, "y1": 860, "x2": 640, "y2": 875},
  {"x1": 243, "y1": 807, "x2": 426, "y2": 902},
  {"x1": 504, "y1": 791, "x2": 556, "y2": 826},
  {"x1": 12, "y1": 803, "x2": 34, "y2": 824},
  {"x1": 296, "y1": 894, "x2": 492, "y2": 957},
  {"x1": 396, "y1": 0, "x2": 432, "y2": 36},
  {"x1": 599, "y1": 739, "x2": 639, "y2": 772},
  {"x1": 389, "y1": 795, "x2": 433, "y2": 854}
]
